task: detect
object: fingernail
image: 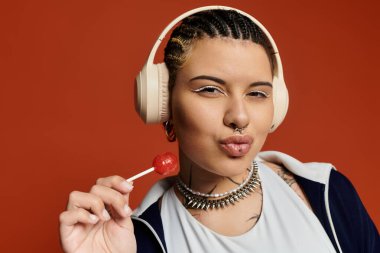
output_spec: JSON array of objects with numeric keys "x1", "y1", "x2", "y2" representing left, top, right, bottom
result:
[
  {"x1": 121, "y1": 181, "x2": 134, "y2": 191},
  {"x1": 102, "y1": 209, "x2": 111, "y2": 220},
  {"x1": 124, "y1": 204, "x2": 132, "y2": 216},
  {"x1": 89, "y1": 214, "x2": 99, "y2": 223}
]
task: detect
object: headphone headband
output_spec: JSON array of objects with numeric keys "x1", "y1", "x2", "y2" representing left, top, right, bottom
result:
[{"x1": 146, "y1": 6, "x2": 282, "y2": 75}]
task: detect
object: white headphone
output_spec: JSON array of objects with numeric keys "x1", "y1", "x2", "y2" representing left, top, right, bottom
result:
[{"x1": 135, "y1": 5, "x2": 289, "y2": 132}]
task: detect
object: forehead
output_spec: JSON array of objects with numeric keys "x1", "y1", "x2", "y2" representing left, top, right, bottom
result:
[{"x1": 179, "y1": 38, "x2": 273, "y2": 82}]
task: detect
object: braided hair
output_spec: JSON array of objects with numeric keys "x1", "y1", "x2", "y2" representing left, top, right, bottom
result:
[{"x1": 164, "y1": 9, "x2": 274, "y2": 89}]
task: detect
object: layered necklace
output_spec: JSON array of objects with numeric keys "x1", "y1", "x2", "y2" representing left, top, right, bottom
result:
[{"x1": 176, "y1": 161, "x2": 261, "y2": 210}]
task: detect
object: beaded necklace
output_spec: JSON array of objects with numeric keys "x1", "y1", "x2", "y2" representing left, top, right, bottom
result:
[{"x1": 176, "y1": 161, "x2": 260, "y2": 210}]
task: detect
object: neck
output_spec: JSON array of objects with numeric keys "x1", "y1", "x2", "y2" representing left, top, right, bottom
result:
[{"x1": 178, "y1": 149, "x2": 250, "y2": 195}]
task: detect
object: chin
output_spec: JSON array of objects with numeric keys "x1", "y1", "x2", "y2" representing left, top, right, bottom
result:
[{"x1": 213, "y1": 156, "x2": 254, "y2": 176}]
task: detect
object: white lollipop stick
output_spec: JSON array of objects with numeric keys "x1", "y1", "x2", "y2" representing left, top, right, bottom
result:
[{"x1": 127, "y1": 167, "x2": 155, "y2": 182}]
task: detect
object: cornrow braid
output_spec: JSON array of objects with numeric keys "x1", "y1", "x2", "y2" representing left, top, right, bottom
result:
[
  {"x1": 224, "y1": 11, "x2": 240, "y2": 39},
  {"x1": 164, "y1": 9, "x2": 274, "y2": 89},
  {"x1": 203, "y1": 11, "x2": 230, "y2": 37},
  {"x1": 184, "y1": 15, "x2": 216, "y2": 37},
  {"x1": 238, "y1": 15, "x2": 250, "y2": 39}
]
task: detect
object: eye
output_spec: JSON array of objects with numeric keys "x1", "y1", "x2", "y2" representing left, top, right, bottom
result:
[
  {"x1": 191, "y1": 86, "x2": 226, "y2": 96},
  {"x1": 247, "y1": 90, "x2": 270, "y2": 98}
]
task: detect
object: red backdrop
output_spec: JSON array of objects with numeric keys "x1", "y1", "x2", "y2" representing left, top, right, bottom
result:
[{"x1": 1, "y1": 0, "x2": 379, "y2": 252}]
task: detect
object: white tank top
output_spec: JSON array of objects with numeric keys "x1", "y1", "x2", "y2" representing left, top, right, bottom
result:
[{"x1": 160, "y1": 162, "x2": 337, "y2": 253}]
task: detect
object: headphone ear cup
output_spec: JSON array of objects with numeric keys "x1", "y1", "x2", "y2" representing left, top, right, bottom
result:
[
  {"x1": 270, "y1": 76, "x2": 289, "y2": 132},
  {"x1": 135, "y1": 62, "x2": 169, "y2": 123},
  {"x1": 157, "y1": 63, "x2": 170, "y2": 122}
]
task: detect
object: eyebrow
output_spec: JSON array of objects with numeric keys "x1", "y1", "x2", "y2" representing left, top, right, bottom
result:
[
  {"x1": 190, "y1": 75, "x2": 225, "y2": 84},
  {"x1": 189, "y1": 75, "x2": 273, "y2": 88}
]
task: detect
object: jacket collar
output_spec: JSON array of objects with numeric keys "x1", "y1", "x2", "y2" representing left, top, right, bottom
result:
[{"x1": 133, "y1": 151, "x2": 335, "y2": 216}]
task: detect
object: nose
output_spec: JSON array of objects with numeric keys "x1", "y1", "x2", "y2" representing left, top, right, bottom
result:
[{"x1": 223, "y1": 96, "x2": 249, "y2": 131}]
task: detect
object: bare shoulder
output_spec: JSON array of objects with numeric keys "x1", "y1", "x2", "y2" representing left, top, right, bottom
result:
[{"x1": 262, "y1": 161, "x2": 313, "y2": 210}]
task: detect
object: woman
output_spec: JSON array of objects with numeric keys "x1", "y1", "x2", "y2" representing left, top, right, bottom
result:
[{"x1": 59, "y1": 6, "x2": 379, "y2": 253}]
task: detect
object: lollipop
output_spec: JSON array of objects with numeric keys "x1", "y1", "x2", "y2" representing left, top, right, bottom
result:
[{"x1": 127, "y1": 152, "x2": 178, "y2": 182}]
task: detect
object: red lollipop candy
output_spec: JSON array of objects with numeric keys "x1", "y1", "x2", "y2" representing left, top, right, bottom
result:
[
  {"x1": 153, "y1": 152, "x2": 178, "y2": 175},
  {"x1": 127, "y1": 152, "x2": 178, "y2": 181}
]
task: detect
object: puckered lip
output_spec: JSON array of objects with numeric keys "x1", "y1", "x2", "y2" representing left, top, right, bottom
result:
[
  {"x1": 219, "y1": 135, "x2": 253, "y2": 145},
  {"x1": 219, "y1": 135, "x2": 253, "y2": 157}
]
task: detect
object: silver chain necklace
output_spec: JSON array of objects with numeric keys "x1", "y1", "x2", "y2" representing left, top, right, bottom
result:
[
  {"x1": 176, "y1": 161, "x2": 260, "y2": 210},
  {"x1": 177, "y1": 162, "x2": 254, "y2": 198}
]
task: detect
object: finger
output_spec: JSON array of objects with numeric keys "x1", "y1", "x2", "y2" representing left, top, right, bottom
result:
[
  {"x1": 90, "y1": 185, "x2": 132, "y2": 218},
  {"x1": 60, "y1": 208, "x2": 99, "y2": 227},
  {"x1": 67, "y1": 191, "x2": 111, "y2": 221},
  {"x1": 96, "y1": 175, "x2": 134, "y2": 194},
  {"x1": 59, "y1": 209, "x2": 99, "y2": 238},
  {"x1": 96, "y1": 176, "x2": 134, "y2": 216}
]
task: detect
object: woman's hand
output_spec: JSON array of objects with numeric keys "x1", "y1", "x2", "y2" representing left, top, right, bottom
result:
[{"x1": 59, "y1": 176, "x2": 136, "y2": 253}]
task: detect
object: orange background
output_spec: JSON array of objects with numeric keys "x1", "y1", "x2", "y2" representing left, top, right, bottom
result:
[{"x1": 1, "y1": 0, "x2": 379, "y2": 252}]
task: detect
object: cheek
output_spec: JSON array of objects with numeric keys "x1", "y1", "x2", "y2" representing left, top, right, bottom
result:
[
  {"x1": 172, "y1": 99, "x2": 219, "y2": 140},
  {"x1": 172, "y1": 94, "x2": 223, "y2": 149},
  {"x1": 250, "y1": 101, "x2": 274, "y2": 133}
]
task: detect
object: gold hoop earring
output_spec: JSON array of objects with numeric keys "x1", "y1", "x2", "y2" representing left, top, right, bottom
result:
[{"x1": 163, "y1": 121, "x2": 176, "y2": 142}]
